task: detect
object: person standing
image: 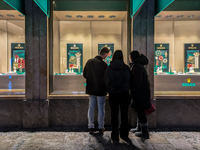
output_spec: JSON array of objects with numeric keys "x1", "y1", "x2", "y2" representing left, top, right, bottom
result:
[
  {"x1": 129, "y1": 51, "x2": 151, "y2": 139},
  {"x1": 104, "y1": 50, "x2": 130, "y2": 141},
  {"x1": 83, "y1": 47, "x2": 110, "y2": 134}
]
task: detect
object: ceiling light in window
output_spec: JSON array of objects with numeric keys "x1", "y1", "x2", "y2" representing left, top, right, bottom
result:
[
  {"x1": 109, "y1": 15, "x2": 116, "y2": 18},
  {"x1": 155, "y1": 15, "x2": 162, "y2": 18},
  {"x1": 187, "y1": 15, "x2": 195, "y2": 18},
  {"x1": 65, "y1": 15, "x2": 72, "y2": 18},
  {"x1": 176, "y1": 15, "x2": 184, "y2": 18},
  {"x1": 98, "y1": 15, "x2": 105, "y2": 18},
  {"x1": 87, "y1": 15, "x2": 94, "y2": 18},
  {"x1": 0, "y1": 15, "x2": 3, "y2": 17},
  {"x1": 165, "y1": 15, "x2": 173, "y2": 18},
  {"x1": 7, "y1": 14, "x2": 15, "y2": 17},
  {"x1": 18, "y1": 14, "x2": 24, "y2": 17},
  {"x1": 76, "y1": 15, "x2": 83, "y2": 18}
]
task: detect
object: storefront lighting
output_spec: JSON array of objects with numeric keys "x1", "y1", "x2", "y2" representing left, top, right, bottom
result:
[
  {"x1": 98, "y1": 15, "x2": 105, "y2": 18},
  {"x1": 165, "y1": 15, "x2": 173, "y2": 18},
  {"x1": 65, "y1": 15, "x2": 72, "y2": 18},
  {"x1": 76, "y1": 15, "x2": 83, "y2": 18},
  {"x1": 155, "y1": 15, "x2": 162, "y2": 18},
  {"x1": 18, "y1": 14, "x2": 24, "y2": 17},
  {"x1": 109, "y1": 15, "x2": 116, "y2": 18},
  {"x1": 87, "y1": 15, "x2": 94, "y2": 18},
  {"x1": 0, "y1": 15, "x2": 3, "y2": 17},
  {"x1": 187, "y1": 15, "x2": 195, "y2": 18},
  {"x1": 7, "y1": 14, "x2": 15, "y2": 17},
  {"x1": 176, "y1": 15, "x2": 184, "y2": 18}
]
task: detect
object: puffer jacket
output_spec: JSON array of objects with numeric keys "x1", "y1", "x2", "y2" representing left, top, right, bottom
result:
[
  {"x1": 104, "y1": 60, "x2": 130, "y2": 94},
  {"x1": 130, "y1": 54, "x2": 151, "y2": 109}
]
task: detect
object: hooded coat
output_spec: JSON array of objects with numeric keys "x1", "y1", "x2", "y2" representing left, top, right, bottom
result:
[
  {"x1": 104, "y1": 60, "x2": 130, "y2": 94},
  {"x1": 130, "y1": 54, "x2": 151, "y2": 110}
]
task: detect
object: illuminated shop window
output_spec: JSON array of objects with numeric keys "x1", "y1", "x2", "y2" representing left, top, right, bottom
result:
[
  {"x1": 0, "y1": 10, "x2": 25, "y2": 95},
  {"x1": 52, "y1": 9, "x2": 128, "y2": 95},
  {"x1": 154, "y1": 11, "x2": 200, "y2": 96}
]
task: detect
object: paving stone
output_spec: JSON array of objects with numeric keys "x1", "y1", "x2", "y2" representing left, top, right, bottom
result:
[
  {"x1": 158, "y1": 132, "x2": 184, "y2": 139},
  {"x1": 152, "y1": 143, "x2": 176, "y2": 150},
  {"x1": 18, "y1": 143, "x2": 43, "y2": 150},
  {"x1": 0, "y1": 131, "x2": 199, "y2": 150},
  {"x1": 168, "y1": 139, "x2": 195, "y2": 150},
  {"x1": 149, "y1": 133, "x2": 169, "y2": 144}
]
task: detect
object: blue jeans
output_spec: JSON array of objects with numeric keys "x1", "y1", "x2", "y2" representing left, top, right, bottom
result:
[{"x1": 88, "y1": 95, "x2": 106, "y2": 129}]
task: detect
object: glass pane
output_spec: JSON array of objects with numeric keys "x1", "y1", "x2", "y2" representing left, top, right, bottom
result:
[
  {"x1": 0, "y1": 11, "x2": 25, "y2": 95},
  {"x1": 154, "y1": 11, "x2": 200, "y2": 96},
  {"x1": 52, "y1": 10, "x2": 128, "y2": 95}
]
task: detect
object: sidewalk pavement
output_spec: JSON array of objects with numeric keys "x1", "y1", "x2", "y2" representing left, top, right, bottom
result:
[{"x1": 0, "y1": 130, "x2": 199, "y2": 150}]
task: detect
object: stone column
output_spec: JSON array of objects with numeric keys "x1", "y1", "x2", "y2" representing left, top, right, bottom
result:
[
  {"x1": 23, "y1": 0, "x2": 49, "y2": 128},
  {"x1": 132, "y1": 0, "x2": 156, "y2": 128}
]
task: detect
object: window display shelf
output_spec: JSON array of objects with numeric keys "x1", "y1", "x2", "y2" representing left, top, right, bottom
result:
[
  {"x1": 154, "y1": 74, "x2": 200, "y2": 91},
  {"x1": 53, "y1": 75, "x2": 86, "y2": 93},
  {"x1": 0, "y1": 75, "x2": 25, "y2": 89}
]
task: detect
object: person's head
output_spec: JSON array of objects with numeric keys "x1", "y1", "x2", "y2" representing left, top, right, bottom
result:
[
  {"x1": 112, "y1": 50, "x2": 123, "y2": 61},
  {"x1": 99, "y1": 47, "x2": 110, "y2": 59},
  {"x1": 129, "y1": 50, "x2": 140, "y2": 63}
]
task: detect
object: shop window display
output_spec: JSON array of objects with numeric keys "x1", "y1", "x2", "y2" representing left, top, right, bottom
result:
[
  {"x1": 52, "y1": 11, "x2": 128, "y2": 95},
  {"x1": 154, "y1": 11, "x2": 200, "y2": 95},
  {"x1": 0, "y1": 12, "x2": 25, "y2": 94}
]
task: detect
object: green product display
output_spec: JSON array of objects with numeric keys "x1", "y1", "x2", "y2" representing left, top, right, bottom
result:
[
  {"x1": 11, "y1": 43, "x2": 25, "y2": 73},
  {"x1": 98, "y1": 43, "x2": 114, "y2": 66},
  {"x1": 154, "y1": 44, "x2": 169, "y2": 72},
  {"x1": 67, "y1": 43, "x2": 83, "y2": 74},
  {"x1": 184, "y1": 44, "x2": 200, "y2": 72}
]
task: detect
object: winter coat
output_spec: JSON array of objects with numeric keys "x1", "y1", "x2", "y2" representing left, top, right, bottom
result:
[
  {"x1": 83, "y1": 56, "x2": 107, "y2": 96},
  {"x1": 130, "y1": 54, "x2": 151, "y2": 110},
  {"x1": 104, "y1": 60, "x2": 130, "y2": 94}
]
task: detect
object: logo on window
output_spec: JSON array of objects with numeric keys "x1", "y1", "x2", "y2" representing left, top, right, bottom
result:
[{"x1": 182, "y1": 78, "x2": 195, "y2": 86}]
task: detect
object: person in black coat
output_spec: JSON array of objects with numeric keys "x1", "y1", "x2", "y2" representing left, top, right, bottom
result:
[
  {"x1": 129, "y1": 51, "x2": 151, "y2": 139},
  {"x1": 83, "y1": 47, "x2": 110, "y2": 134},
  {"x1": 104, "y1": 50, "x2": 130, "y2": 141}
]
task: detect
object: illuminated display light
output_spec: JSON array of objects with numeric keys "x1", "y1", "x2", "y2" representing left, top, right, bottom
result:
[
  {"x1": 176, "y1": 15, "x2": 184, "y2": 18},
  {"x1": 76, "y1": 15, "x2": 83, "y2": 18},
  {"x1": 165, "y1": 15, "x2": 173, "y2": 18},
  {"x1": 155, "y1": 15, "x2": 162, "y2": 18},
  {"x1": 65, "y1": 15, "x2": 72, "y2": 18},
  {"x1": 7, "y1": 14, "x2": 15, "y2": 17},
  {"x1": 98, "y1": 15, "x2": 105, "y2": 18},
  {"x1": 109, "y1": 15, "x2": 116, "y2": 18},
  {"x1": 87, "y1": 15, "x2": 94, "y2": 18},
  {"x1": 18, "y1": 14, "x2": 24, "y2": 17},
  {"x1": 187, "y1": 15, "x2": 195, "y2": 18}
]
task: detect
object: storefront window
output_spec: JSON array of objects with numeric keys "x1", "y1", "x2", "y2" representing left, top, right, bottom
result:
[
  {"x1": 0, "y1": 10, "x2": 25, "y2": 95},
  {"x1": 52, "y1": 10, "x2": 128, "y2": 95},
  {"x1": 154, "y1": 11, "x2": 200, "y2": 96}
]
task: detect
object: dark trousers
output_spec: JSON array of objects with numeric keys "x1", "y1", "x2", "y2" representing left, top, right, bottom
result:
[
  {"x1": 109, "y1": 91, "x2": 130, "y2": 138},
  {"x1": 135, "y1": 109, "x2": 147, "y2": 124}
]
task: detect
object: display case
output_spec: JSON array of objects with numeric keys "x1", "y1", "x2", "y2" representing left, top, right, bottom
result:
[
  {"x1": 11, "y1": 43, "x2": 25, "y2": 73},
  {"x1": 154, "y1": 13, "x2": 200, "y2": 95},
  {"x1": 52, "y1": 11, "x2": 128, "y2": 95},
  {"x1": 0, "y1": 17, "x2": 25, "y2": 94},
  {"x1": 184, "y1": 43, "x2": 200, "y2": 73},
  {"x1": 154, "y1": 44, "x2": 169, "y2": 73},
  {"x1": 66, "y1": 43, "x2": 83, "y2": 74}
]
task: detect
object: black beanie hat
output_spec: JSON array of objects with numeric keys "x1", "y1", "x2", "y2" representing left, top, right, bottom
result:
[{"x1": 130, "y1": 51, "x2": 140, "y2": 62}]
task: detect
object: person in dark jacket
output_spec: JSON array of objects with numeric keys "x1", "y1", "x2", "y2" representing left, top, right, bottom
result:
[
  {"x1": 129, "y1": 51, "x2": 151, "y2": 139},
  {"x1": 83, "y1": 47, "x2": 110, "y2": 134},
  {"x1": 104, "y1": 50, "x2": 130, "y2": 141}
]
